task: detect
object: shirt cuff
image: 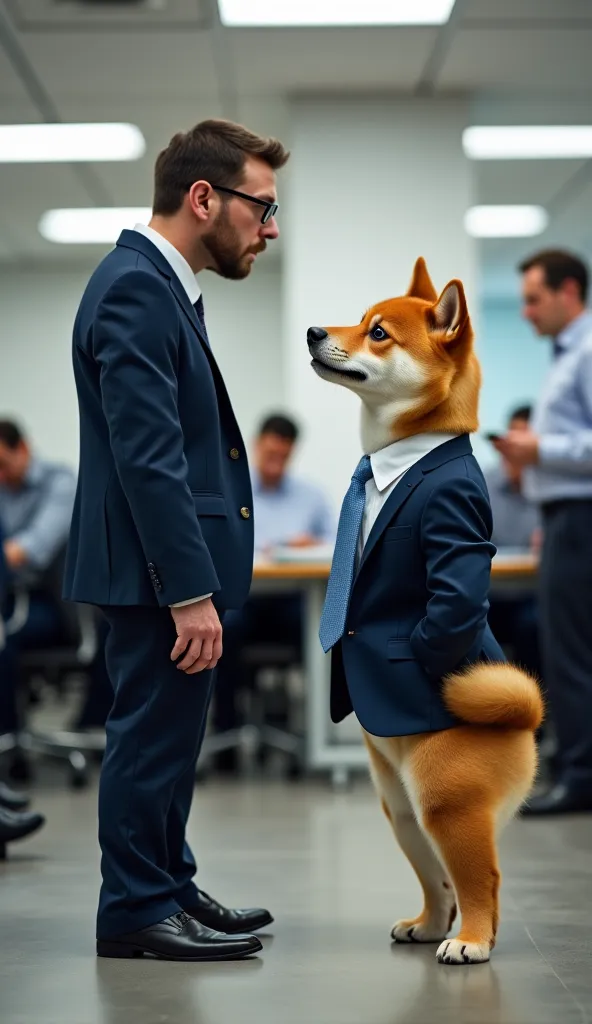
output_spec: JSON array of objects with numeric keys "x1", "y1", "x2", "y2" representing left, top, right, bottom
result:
[
  {"x1": 169, "y1": 593, "x2": 213, "y2": 608},
  {"x1": 538, "y1": 433, "x2": 572, "y2": 468}
]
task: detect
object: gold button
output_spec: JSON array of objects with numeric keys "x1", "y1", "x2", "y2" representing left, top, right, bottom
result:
[
  {"x1": 347, "y1": 630, "x2": 355, "y2": 636},
  {"x1": 240, "y1": 506, "x2": 251, "y2": 519},
  {"x1": 229, "y1": 448, "x2": 240, "y2": 460}
]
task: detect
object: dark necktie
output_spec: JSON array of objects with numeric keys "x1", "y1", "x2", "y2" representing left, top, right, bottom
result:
[{"x1": 193, "y1": 295, "x2": 210, "y2": 349}]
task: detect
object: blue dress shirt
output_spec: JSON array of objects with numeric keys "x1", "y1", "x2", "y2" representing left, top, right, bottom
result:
[{"x1": 525, "y1": 311, "x2": 592, "y2": 504}]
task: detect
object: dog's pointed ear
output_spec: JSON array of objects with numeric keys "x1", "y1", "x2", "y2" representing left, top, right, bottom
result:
[
  {"x1": 407, "y1": 257, "x2": 438, "y2": 302},
  {"x1": 427, "y1": 280, "x2": 468, "y2": 341}
]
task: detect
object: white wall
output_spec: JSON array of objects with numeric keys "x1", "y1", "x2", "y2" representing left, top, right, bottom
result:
[
  {"x1": 473, "y1": 296, "x2": 550, "y2": 473},
  {"x1": 0, "y1": 263, "x2": 283, "y2": 469}
]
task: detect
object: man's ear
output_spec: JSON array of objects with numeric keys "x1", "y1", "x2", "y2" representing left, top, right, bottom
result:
[
  {"x1": 407, "y1": 257, "x2": 438, "y2": 303},
  {"x1": 427, "y1": 280, "x2": 468, "y2": 340}
]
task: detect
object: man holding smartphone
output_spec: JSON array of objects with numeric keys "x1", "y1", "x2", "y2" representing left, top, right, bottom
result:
[{"x1": 493, "y1": 249, "x2": 592, "y2": 815}]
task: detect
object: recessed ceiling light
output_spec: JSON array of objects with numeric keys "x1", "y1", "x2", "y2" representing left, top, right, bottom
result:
[
  {"x1": 218, "y1": 0, "x2": 456, "y2": 27},
  {"x1": 39, "y1": 208, "x2": 152, "y2": 244},
  {"x1": 0, "y1": 123, "x2": 145, "y2": 163},
  {"x1": 463, "y1": 126, "x2": 592, "y2": 160},
  {"x1": 464, "y1": 206, "x2": 548, "y2": 239}
]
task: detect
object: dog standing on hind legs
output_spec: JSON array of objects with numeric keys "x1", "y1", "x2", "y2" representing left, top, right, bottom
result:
[{"x1": 309, "y1": 257, "x2": 544, "y2": 965}]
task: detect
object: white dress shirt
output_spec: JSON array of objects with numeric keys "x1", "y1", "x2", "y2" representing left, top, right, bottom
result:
[
  {"x1": 132, "y1": 224, "x2": 210, "y2": 608},
  {"x1": 133, "y1": 223, "x2": 201, "y2": 304},
  {"x1": 360, "y1": 432, "x2": 459, "y2": 553}
]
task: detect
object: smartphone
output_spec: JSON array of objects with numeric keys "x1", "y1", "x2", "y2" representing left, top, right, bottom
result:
[{"x1": 484, "y1": 432, "x2": 501, "y2": 442}]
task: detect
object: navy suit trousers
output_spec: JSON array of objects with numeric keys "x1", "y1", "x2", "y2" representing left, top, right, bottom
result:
[{"x1": 97, "y1": 605, "x2": 215, "y2": 939}]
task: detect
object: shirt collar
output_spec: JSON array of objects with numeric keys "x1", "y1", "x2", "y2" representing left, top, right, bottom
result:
[
  {"x1": 370, "y1": 433, "x2": 460, "y2": 492},
  {"x1": 555, "y1": 310, "x2": 592, "y2": 354},
  {"x1": 133, "y1": 224, "x2": 201, "y2": 306}
]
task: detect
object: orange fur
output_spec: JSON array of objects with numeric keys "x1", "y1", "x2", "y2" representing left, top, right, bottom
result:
[{"x1": 313, "y1": 258, "x2": 544, "y2": 965}]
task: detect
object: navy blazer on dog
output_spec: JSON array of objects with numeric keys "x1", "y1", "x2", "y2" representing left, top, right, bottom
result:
[
  {"x1": 331, "y1": 435, "x2": 506, "y2": 737},
  {"x1": 63, "y1": 229, "x2": 253, "y2": 610}
]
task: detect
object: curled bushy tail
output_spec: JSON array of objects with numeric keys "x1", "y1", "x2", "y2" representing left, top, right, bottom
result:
[{"x1": 443, "y1": 663, "x2": 544, "y2": 731}]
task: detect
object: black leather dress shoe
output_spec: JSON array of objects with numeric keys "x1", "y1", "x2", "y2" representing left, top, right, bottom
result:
[
  {"x1": 0, "y1": 806, "x2": 45, "y2": 858},
  {"x1": 0, "y1": 782, "x2": 30, "y2": 811},
  {"x1": 96, "y1": 912, "x2": 262, "y2": 961},
  {"x1": 521, "y1": 784, "x2": 592, "y2": 816},
  {"x1": 184, "y1": 890, "x2": 274, "y2": 934}
]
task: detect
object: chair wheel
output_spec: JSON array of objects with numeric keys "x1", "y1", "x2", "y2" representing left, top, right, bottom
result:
[
  {"x1": 8, "y1": 751, "x2": 33, "y2": 783},
  {"x1": 68, "y1": 752, "x2": 89, "y2": 790},
  {"x1": 69, "y1": 765, "x2": 89, "y2": 789}
]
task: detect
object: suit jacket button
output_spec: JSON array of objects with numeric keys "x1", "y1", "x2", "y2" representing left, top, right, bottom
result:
[
  {"x1": 240, "y1": 506, "x2": 251, "y2": 519},
  {"x1": 229, "y1": 448, "x2": 240, "y2": 460},
  {"x1": 347, "y1": 630, "x2": 355, "y2": 636}
]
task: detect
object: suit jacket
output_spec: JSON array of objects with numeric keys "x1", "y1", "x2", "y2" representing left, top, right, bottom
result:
[
  {"x1": 63, "y1": 229, "x2": 253, "y2": 610},
  {"x1": 331, "y1": 434, "x2": 506, "y2": 737}
]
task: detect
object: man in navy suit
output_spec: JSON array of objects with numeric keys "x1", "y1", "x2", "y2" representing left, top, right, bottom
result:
[{"x1": 64, "y1": 119, "x2": 289, "y2": 961}]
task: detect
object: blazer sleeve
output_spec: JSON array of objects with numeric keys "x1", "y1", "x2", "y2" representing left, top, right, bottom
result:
[
  {"x1": 92, "y1": 269, "x2": 221, "y2": 607},
  {"x1": 410, "y1": 472, "x2": 496, "y2": 680}
]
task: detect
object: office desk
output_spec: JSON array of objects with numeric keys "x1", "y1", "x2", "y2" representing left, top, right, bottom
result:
[{"x1": 251, "y1": 553, "x2": 538, "y2": 782}]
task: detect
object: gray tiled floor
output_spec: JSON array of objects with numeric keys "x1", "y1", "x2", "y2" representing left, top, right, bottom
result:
[{"x1": 1, "y1": 775, "x2": 591, "y2": 1024}]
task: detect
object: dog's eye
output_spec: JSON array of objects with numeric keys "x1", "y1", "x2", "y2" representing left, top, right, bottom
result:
[{"x1": 370, "y1": 324, "x2": 389, "y2": 342}]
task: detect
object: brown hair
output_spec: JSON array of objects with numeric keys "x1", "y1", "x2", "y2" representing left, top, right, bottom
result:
[
  {"x1": 153, "y1": 119, "x2": 289, "y2": 216},
  {"x1": 0, "y1": 420, "x2": 24, "y2": 450},
  {"x1": 519, "y1": 248, "x2": 589, "y2": 302}
]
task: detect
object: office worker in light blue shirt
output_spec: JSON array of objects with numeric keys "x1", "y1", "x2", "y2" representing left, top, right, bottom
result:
[
  {"x1": 0, "y1": 420, "x2": 76, "y2": 738},
  {"x1": 212, "y1": 413, "x2": 334, "y2": 767},
  {"x1": 494, "y1": 250, "x2": 592, "y2": 816}
]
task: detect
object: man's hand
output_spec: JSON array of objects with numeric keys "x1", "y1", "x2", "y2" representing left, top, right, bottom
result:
[
  {"x1": 492, "y1": 429, "x2": 540, "y2": 467},
  {"x1": 170, "y1": 598, "x2": 222, "y2": 674},
  {"x1": 3, "y1": 540, "x2": 28, "y2": 570}
]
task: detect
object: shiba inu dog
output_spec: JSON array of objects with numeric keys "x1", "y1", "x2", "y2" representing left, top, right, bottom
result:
[{"x1": 308, "y1": 258, "x2": 543, "y2": 966}]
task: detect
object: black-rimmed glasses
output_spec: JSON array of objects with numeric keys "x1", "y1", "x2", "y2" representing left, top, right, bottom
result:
[{"x1": 212, "y1": 185, "x2": 279, "y2": 224}]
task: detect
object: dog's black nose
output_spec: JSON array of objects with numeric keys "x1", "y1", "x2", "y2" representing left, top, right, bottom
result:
[{"x1": 307, "y1": 326, "x2": 328, "y2": 346}]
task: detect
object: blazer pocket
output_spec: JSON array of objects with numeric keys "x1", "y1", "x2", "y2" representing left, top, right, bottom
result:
[
  {"x1": 387, "y1": 639, "x2": 415, "y2": 660},
  {"x1": 191, "y1": 491, "x2": 228, "y2": 516},
  {"x1": 384, "y1": 525, "x2": 412, "y2": 542}
]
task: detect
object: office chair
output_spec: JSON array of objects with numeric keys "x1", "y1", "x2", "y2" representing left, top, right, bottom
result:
[
  {"x1": 1, "y1": 546, "x2": 103, "y2": 789},
  {"x1": 202, "y1": 641, "x2": 305, "y2": 777}
]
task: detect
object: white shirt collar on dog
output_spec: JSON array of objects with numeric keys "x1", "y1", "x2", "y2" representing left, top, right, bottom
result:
[
  {"x1": 360, "y1": 432, "x2": 460, "y2": 553},
  {"x1": 370, "y1": 433, "x2": 459, "y2": 492}
]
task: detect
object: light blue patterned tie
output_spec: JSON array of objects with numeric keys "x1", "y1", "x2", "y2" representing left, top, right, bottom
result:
[{"x1": 319, "y1": 454, "x2": 374, "y2": 653}]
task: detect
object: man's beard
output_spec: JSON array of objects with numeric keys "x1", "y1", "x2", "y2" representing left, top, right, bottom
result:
[{"x1": 202, "y1": 207, "x2": 263, "y2": 281}]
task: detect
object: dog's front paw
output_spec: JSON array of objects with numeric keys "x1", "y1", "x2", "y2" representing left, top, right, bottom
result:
[
  {"x1": 391, "y1": 917, "x2": 451, "y2": 944},
  {"x1": 436, "y1": 938, "x2": 491, "y2": 965}
]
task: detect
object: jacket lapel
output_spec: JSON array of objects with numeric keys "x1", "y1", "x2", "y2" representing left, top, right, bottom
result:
[
  {"x1": 358, "y1": 463, "x2": 425, "y2": 572},
  {"x1": 116, "y1": 229, "x2": 210, "y2": 354},
  {"x1": 356, "y1": 434, "x2": 473, "y2": 574}
]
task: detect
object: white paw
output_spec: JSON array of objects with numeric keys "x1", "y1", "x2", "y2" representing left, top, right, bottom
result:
[
  {"x1": 436, "y1": 938, "x2": 491, "y2": 965},
  {"x1": 391, "y1": 918, "x2": 451, "y2": 943}
]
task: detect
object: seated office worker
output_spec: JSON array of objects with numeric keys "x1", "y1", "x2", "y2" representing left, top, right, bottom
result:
[
  {"x1": 0, "y1": 516, "x2": 46, "y2": 854},
  {"x1": 0, "y1": 420, "x2": 76, "y2": 738},
  {"x1": 63, "y1": 119, "x2": 289, "y2": 962},
  {"x1": 212, "y1": 413, "x2": 334, "y2": 768}
]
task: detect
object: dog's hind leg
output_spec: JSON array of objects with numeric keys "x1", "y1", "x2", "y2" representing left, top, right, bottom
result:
[
  {"x1": 421, "y1": 804, "x2": 500, "y2": 965},
  {"x1": 364, "y1": 733, "x2": 457, "y2": 944}
]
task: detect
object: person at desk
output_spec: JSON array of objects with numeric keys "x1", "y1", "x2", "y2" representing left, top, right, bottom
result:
[
  {"x1": 484, "y1": 405, "x2": 541, "y2": 682},
  {"x1": 212, "y1": 413, "x2": 334, "y2": 770},
  {"x1": 0, "y1": 420, "x2": 76, "y2": 739},
  {"x1": 494, "y1": 249, "x2": 592, "y2": 815}
]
